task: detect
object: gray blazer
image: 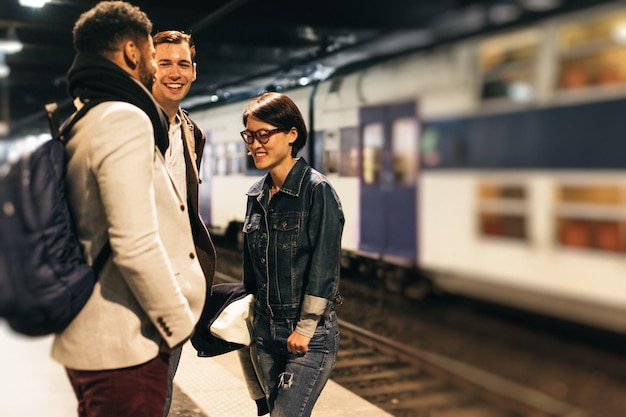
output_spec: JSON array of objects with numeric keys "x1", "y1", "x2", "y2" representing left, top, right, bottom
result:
[{"x1": 52, "y1": 101, "x2": 206, "y2": 371}]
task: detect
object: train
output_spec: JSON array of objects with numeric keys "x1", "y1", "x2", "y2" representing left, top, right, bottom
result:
[
  {"x1": 1, "y1": 2, "x2": 625, "y2": 334},
  {"x1": 189, "y1": 1, "x2": 626, "y2": 335}
]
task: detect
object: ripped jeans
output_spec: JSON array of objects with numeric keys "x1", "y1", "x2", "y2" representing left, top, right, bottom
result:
[{"x1": 253, "y1": 310, "x2": 339, "y2": 417}]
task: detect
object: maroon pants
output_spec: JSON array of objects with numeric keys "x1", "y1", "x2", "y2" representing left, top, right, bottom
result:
[{"x1": 65, "y1": 353, "x2": 170, "y2": 417}]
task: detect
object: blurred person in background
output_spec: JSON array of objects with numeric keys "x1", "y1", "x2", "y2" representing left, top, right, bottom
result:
[
  {"x1": 241, "y1": 92, "x2": 344, "y2": 417},
  {"x1": 51, "y1": 3, "x2": 208, "y2": 416}
]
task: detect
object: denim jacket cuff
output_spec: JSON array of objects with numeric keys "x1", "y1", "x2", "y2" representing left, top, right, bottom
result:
[{"x1": 295, "y1": 317, "x2": 318, "y2": 338}]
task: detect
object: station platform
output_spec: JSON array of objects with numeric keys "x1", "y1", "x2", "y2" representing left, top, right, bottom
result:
[{"x1": 0, "y1": 321, "x2": 392, "y2": 417}]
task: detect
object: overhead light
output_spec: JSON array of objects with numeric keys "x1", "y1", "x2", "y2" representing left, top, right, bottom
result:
[
  {"x1": 0, "y1": 29, "x2": 23, "y2": 54},
  {"x1": 613, "y1": 22, "x2": 626, "y2": 44},
  {"x1": 0, "y1": 39, "x2": 22, "y2": 54},
  {"x1": 19, "y1": 0, "x2": 51, "y2": 7},
  {"x1": 489, "y1": 3, "x2": 522, "y2": 25},
  {"x1": 518, "y1": 0, "x2": 562, "y2": 12}
]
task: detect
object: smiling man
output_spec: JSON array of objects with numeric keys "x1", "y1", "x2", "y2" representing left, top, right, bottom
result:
[
  {"x1": 152, "y1": 30, "x2": 218, "y2": 416},
  {"x1": 152, "y1": 30, "x2": 201, "y2": 195}
]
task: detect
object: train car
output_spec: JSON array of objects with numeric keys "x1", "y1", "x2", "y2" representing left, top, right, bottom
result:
[{"x1": 191, "y1": 1, "x2": 626, "y2": 333}]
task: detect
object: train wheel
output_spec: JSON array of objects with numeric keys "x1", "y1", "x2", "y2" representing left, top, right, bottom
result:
[
  {"x1": 357, "y1": 259, "x2": 378, "y2": 277},
  {"x1": 340, "y1": 253, "x2": 358, "y2": 274},
  {"x1": 383, "y1": 267, "x2": 407, "y2": 294},
  {"x1": 404, "y1": 279, "x2": 432, "y2": 301}
]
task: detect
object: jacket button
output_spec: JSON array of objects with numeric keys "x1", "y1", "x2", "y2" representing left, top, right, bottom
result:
[
  {"x1": 189, "y1": 252, "x2": 195, "y2": 259},
  {"x1": 180, "y1": 204, "x2": 185, "y2": 211},
  {"x1": 260, "y1": 258, "x2": 266, "y2": 264}
]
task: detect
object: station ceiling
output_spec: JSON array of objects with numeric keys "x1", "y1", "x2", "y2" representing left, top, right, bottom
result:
[{"x1": 0, "y1": 0, "x2": 612, "y2": 136}]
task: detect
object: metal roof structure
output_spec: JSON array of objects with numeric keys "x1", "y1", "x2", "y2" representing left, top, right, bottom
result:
[{"x1": 0, "y1": 0, "x2": 611, "y2": 136}]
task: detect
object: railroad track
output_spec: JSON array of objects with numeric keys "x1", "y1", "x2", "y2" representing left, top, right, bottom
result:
[
  {"x1": 334, "y1": 321, "x2": 588, "y2": 417},
  {"x1": 214, "y1": 271, "x2": 587, "y2": 417}
]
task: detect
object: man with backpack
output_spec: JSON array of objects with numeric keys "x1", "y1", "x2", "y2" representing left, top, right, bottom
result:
[{"x1": 50, "y1": 3, "x2": 212, "y2": 416}]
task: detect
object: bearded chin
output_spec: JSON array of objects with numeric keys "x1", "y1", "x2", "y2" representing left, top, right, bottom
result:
[
  {"x1": 143, "y1": 76, "x2": 154, "y2": 91},
  {"x1": 138, "y1": 58, "x2": 155, "y2": 90}
]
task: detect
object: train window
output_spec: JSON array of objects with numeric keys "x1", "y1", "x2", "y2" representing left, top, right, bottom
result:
[
  {"x1": 477, "y1": 183, "x2": 527, "y2": 240},
  {"x1": 322, "y1": 127, "x2": 359, "y2": 177},
  {"x1": 391, "y1": 117, "x2": 418, "y2": 186},
  {"x1": 201, "y1": 140, "x2": 214, "y2": 179},
  {"x1": 559, "y1": 185, "x2": 620, "y2": 204},
  {"x1": 420, "y1": 126, "x2": 441, "y2": 167},
  {"x1": 556, "y1": 185, "x2": 625, "y2": 252},
  {"x1": 339, "y1": 127, "x2": 359, "y2": 177},
  {"x1": 557, "y1": 12, "x2": 626, "y2": 90},
  {"x1": 213, "y1": 141, "x2": 246, "y2": 176},
  {"x1": 214, "y1": 143, "x2": 227, "y2": 175},
  {"x1": 362, "y1": 123, "x2": 383, "y2": 185},
  {"x1": 558, "y1": 218, "x2": 623, "y2": 252},
  {"x1": 227, "y1": 142, "x2": 245, "y2": 174},
  {"x1": 323, "y1": 130, "x2": 340, "y2": 174},
  {"x1": 478, "y1": 30, "x2": 538, "y2": 103}
]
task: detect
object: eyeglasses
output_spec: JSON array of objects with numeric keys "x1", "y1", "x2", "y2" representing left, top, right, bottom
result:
[{"x1": 240, "y1": 128, "x2": 284, "y2": 145}]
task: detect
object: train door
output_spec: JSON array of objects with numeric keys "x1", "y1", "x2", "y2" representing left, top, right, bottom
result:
[{"x1": 359, "y1": 102, "x2": 419, "y2": 265}]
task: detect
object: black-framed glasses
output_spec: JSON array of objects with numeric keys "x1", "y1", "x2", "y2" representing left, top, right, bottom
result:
[{"x1": 240, "y1": 128, "x2": 284, "y2": 145}]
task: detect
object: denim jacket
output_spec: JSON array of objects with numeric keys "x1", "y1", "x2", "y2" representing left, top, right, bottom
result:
[{"x1": 242, "y1": 158, "x2": 344, "y2": 337}]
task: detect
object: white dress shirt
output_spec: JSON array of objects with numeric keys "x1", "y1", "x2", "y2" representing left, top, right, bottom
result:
[{"x1": 164, "y1": 114, "x2": 187, "y2": 199}]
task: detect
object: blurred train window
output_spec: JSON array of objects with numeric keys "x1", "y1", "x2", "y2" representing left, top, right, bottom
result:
[
  {"x1": 478, "y1": 183, "x2": 527, "y2": 240},
  {"x1": 557, "y1": 12, "x2": 626, "y2": 90},
  {"x1": 213, "y1": 142, "x2": 246, "y2": 175},
  {"x1": 556, "y1": 185, "x2": 625, "y2": 252},
  {"x1": 201, "y1": 139, "x2": 214, "y2": 179},
  {"x1": 391, "y1": 117, "x2": 418, "y2": 186},
  {"x1": 362, "y1": 123, "x2": 383, "y2": 184},
  {"x1": 214, "y1": 143, "x2": 227, "y2": 175},
  {"x1": 478, "y1": 30, "x2": 538, "y2": 103},
  {"x1": 227, "y1": 142, "x2": 245, "y2": 174},
  {"x1": 322, "y1": 127, "x2": 359, "y2": 177},
  {"x1": 339, "y1": 127, "x2": 359, "y2": 177},
  {"x1": 559, "y1": 185, "x2": 620, "y2": 204},
  {"x1": 323, "y1": 130, "x2": 340, "y2": 174}
]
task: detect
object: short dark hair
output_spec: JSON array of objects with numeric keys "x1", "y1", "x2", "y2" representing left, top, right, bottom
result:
[
  {"x1": 73, "y1": 1, "x2": 153, "y2": 55},
  {"x1": 242, "y1": 92, "x2": 308, "y2": 157},
  {"x1": 153, "y1": 30, "x2": 196, "y2": 62}
]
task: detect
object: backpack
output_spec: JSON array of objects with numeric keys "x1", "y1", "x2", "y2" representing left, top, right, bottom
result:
[{"x1": 0, "y1": 100, "x2": 111, "y2": 336}]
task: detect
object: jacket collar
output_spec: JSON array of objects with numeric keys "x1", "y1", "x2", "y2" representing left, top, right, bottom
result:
[{"x1": 247, "y1": 158, "x2": 310, "y2": 197}]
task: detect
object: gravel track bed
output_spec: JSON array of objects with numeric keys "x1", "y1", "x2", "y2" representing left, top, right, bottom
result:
[{"x1": 208, "y1": 243, "x2": 626, "y2": 417}]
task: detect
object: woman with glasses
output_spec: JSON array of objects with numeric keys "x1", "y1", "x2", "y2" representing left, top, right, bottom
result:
[{"x1": 240, "y1": 92, "x2": 344, "y2": 417}]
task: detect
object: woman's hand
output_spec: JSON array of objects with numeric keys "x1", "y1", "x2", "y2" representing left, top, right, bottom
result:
[{"x1": 287, "y1": 331, "x2": 311, "y2": 355}]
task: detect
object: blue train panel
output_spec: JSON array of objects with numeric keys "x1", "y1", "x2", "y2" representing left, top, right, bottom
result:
[{"x1": 423, "y1": 97, "x2": 626, "y2": 169}]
